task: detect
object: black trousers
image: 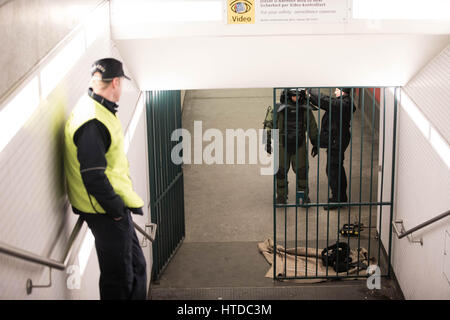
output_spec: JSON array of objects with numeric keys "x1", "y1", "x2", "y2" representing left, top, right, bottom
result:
[
  {"x1": 80, "y1": 211, "x2": 147, "y2": 300},
  {"x1": 326, "y1": 137, "x2": 350, "y2": 202}
]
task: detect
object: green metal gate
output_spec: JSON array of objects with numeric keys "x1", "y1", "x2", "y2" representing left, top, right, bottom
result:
[
  {"x1": 145, "y1": 90, "x2": 185, "y2": 280},
  {"x1": 272, "y1": 87, "x2": 399, "y2": 280}
]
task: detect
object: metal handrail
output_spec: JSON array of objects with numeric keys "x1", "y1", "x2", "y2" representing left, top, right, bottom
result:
[
  {"x1": 392, "y1": 210, "x2": 449, "y2": 245},
  {"x1": 133, "y1": 221, "x2": 157, "y2": 243},
  {"x1": 0, "y1": 217, "x2": 84, "y2": 271},
  {"x1": 0, "y1": 217, "x2": 156, "y2": 271}
]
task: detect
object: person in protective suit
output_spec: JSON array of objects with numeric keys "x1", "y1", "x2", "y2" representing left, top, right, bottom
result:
[
  {"x1": 264, "y1": 89, "x2": 319, "y2": 204},
  {"x1": 307, "y1": 88, "x2": 356, "y2": 210}
]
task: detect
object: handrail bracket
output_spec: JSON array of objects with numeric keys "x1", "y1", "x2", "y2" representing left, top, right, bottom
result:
[
  {"x1": 393, "y1": 220, "x2": 423, "y2": 245},
  {"x1": 27, "y1": 268, "x2": 53, "y2": 295}
]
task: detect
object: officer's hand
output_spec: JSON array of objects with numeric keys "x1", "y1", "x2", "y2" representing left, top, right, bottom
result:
[
  {"x1": 265, "y1": 142, "x2": 272, "y2": 155},
  {"x1": 129, "y1": 207, "x2": 144, "y2": 215},
  {"x1": 311, "y1": 145, "x2": 318, "y2": 158}
]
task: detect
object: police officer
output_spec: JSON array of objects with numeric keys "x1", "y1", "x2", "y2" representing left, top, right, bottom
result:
[
  {"x1": 64, "y1": 58, "x2": 147, "y2": 299},
  {"x1": 264, "y1": 89, "x2": 318, "y2": 204},
  {"x1": 308, "y1": 88, "x2": 356, "y2": 210}
]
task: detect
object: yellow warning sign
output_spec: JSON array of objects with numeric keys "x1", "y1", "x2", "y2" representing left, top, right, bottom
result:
[{"x1": 227, "y1": 0, "x2": 255, "y2": 24}]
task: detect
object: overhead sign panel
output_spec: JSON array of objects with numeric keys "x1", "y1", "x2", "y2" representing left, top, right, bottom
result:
[{"x1": 227, "y1": 0, "x2": 349, "y2": 24}]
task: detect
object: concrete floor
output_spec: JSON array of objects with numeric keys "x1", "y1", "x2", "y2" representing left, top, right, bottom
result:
[
  {"x1": 150, "y1": 89, "x2": 401, "y2": 300},
  {"x1": 150, "y1": 241, "x2": 401, "y2": 300}
]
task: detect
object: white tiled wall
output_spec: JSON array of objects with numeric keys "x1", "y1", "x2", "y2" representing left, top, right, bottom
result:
[
  {"x1": 0, "y1": 2, "x2": 151, "y2": 299},
  {"x1": 403, "y1": 47, "x2": 450, "y2": 144},
  {"x1": 379, "y1": 46, "x2": 450, "y2": 299}
]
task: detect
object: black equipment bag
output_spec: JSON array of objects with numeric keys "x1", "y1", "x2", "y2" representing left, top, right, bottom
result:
[{"x1": 321, "y1": 242, "x2": 353, "y2": 273}]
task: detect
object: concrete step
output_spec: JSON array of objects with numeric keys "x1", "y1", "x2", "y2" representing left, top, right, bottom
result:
[{"x1": 150, "y1": 282, "x2": 402, "y2": 300}]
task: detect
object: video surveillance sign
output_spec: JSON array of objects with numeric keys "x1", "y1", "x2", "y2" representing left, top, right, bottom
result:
[{"x1": 227, "y1": 0, "x2": 349, "y2": 24}]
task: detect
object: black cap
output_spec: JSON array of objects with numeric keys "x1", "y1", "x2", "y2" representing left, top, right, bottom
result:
[
  {"x1": 90, "y1": 58, "x2": 131, "y2": 80},
  {"x1": 341, "y1": 88, "x2": 352, "y2": 94},
  {"x1": 280, "y1": 88, "x2": 306, "y2": 104}
]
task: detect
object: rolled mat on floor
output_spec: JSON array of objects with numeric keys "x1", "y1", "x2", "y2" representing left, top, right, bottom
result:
[{"x1": 258, "y1": 239, "x2": 376, "y2": 283}]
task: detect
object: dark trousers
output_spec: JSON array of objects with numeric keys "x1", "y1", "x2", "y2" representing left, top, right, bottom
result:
[
  {"x1": 326, "y1": 137, "x2": 350, "y2": 202},
  {"x1": 80, "y1": 211, "x2": 147, "y2": 300}
]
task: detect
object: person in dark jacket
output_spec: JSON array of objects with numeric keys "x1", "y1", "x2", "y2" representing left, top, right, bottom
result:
[{"x1": 308, "y1": 88, "x2": 355, "y2": 210}]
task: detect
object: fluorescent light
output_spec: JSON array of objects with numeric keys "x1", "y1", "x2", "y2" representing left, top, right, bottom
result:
[
  {"x1": 395, "y1": 88, "x2": 450, "y2": 169},
  {"x1": 430, "y1": 127, "x2": 450, "y2": 169},
  {"x1": 84, "y1": 6, "x2": 109, "y2": 48},
  {"x1": 113, "y1": 0, "x2": 223, "y2": 23},
  {"x1": 0, "y1": 77, "x2": 40, "y2": 153},
  {"x1": 353, "y1": 0, "x2": 450, "y2": 20},
  {"x1": 0, "y1": 34, "x2": 85, "y2": 153},
  {"x1": 40, "y1": 33, "x2": 86, "y2": 98},
  {"x1": 78, "y1": 229, "x2": 95, "y2": 276},
  {"x1": 124, "y1": 94, "x2": 145, "y2": 154},
  {"x1": 400, "y1": 92, "x2": 430, "y2": 138},
  {"x1": 85, "y1": 16, "x2": 107, "y2": 48},
  {"x1": 0, "y1": 3, "x2": 109, "y2": 157}
]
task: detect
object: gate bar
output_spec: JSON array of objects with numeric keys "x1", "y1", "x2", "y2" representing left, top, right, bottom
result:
[
  {"x1": 295, "y1": 89, "x2": 299, "y2": 277},
  {"x1": 367, "y1": 89, "x2": 376, "y2": 266},
  {"x1": 377, "y1": 88, "x2": 387, "y2": 266},
  {"x1": 275, "y1": 201, "x2": 392, "y2": 208},
  {"x1": 346, "y1": 88, "x2": 355, "y2": 275},
  {"x1": 357, "y1": 89, "x2": 365, "y2": 275},
  {"x1": 336, "y1": 90, "x2": 344, "y2": 277},
  {"x1": 313, "y1": 89, "x2": 321, "y2": 277},
  {"x1": 284, "y1": 89, "x2": 288, "y2": 277},
  {"x1": 388, "y1": 87, "x2": 398, "y2": 277},
  {"x1": 326, "y1": 89, "x2": 331, "y2": 277},
  {"x1": 273, "y1": 88, "x2": 277, "y2": 280}
]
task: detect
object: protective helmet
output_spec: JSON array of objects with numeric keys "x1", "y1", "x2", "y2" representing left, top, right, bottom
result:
[
  {"x1": 341, "y1": 88, "x2": 352, "y2": 95},
  {"x1": 280, "y1": 88, "x2": 306, "y2": 104}
]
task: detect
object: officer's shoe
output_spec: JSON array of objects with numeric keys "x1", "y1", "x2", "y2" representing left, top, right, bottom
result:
[
  {"x1": 323, "y1": 197, "x2": 347, "y2": 210},
  {"x1": 276, "y1": 195, "x2": 287, "y2": 205},
  {"x1": 300, "y1": 196, "x2": 311, "y2": 204}
]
